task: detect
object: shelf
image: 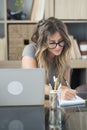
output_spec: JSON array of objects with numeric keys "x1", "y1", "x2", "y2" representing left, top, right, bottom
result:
[
  {"x1": 63, "y1": 20, "x2": 87, "y2": 23},
  {"x1": 70, "y1": 59, "x2": 87, "y2": 69},
  {"x1": 7, "y1": 20, "x2": 38, "y2": 24},
  {"x1": 55, "y1": 0, "x2": 87, "y2": 20},
  {"x1": 0, "y1": 0, "x2": 87, "y2": 87},
  {"x1": 0, "y1": 21, "x2": 5, "y2": 23},
  {"x1": 0, "y1": 60, "x2": 21, "y2": 68}
]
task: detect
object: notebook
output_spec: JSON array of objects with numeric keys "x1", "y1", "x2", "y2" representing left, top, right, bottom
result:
[
  {"x1": 0, "y1": 68, "x2": 45, "y2": 106},
  {"x1": 59, "y1": 95, "x2": 85, "y2": 107}
]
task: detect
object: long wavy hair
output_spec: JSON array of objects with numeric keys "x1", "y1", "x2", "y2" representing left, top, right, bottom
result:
[{"x1": 31, "y1": 17, "x2": 71, "y2": 83}]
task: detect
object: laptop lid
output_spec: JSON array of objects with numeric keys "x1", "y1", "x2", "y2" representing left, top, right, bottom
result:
[{"x1": 0, "y1": 68, "x2": 45, "y2": 106}]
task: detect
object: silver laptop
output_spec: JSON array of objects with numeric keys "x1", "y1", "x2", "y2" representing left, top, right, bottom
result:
[{"x1": 0, "y1": 68, "x2": 45, "y2": 106}]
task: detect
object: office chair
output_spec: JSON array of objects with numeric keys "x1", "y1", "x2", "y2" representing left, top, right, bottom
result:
[{"x1": 76, "y1": 84, "x2": 87, "y2": 99}]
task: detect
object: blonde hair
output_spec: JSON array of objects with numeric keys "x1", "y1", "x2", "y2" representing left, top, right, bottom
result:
[{"x1": 31, "y1": 17, "x2": 71, "y2": 83}]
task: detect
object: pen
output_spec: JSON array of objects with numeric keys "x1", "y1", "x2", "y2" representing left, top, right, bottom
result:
[
  {"x1": 63, "y1": 76, "x2": 71, "y2": 88},
  {"x1": 63, "y1": 76, "x2": 78, "y2": 99}
]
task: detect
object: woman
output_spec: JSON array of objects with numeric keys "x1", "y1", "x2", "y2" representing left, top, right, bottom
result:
[{"x1": 22, "y1": 17, "x2": 76, "y2": 100}]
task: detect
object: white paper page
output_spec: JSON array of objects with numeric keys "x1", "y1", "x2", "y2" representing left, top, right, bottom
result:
[{"x1": 59, "y1": 95, "x2": 85, "y2": 107}]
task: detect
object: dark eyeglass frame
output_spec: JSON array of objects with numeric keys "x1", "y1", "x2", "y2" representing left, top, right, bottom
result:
[{"x1": 48, "y1": 39, "x2": 65, "y2": 49}]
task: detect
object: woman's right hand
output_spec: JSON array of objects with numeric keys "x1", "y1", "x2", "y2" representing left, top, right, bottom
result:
[{"x1": 61, "y1": 86, "x2": 77, "y2": 100}]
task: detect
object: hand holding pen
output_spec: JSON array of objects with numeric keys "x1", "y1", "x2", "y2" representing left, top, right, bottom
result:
[{"x1": 62, "y1": 76, "x2": 77, "y2": 100}]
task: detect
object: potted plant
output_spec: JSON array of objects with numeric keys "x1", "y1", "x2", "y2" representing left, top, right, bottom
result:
[
  {"x1": 15, "y1": 0, "x2": 24, "y2": 12},
  {"x1": 7, "y1": 0, "x2": 27, "y2": 20}
]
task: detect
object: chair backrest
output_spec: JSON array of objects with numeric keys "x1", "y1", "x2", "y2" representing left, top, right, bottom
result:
[
  {"x1": 76, "y1": 84, "x2": 87, "y2": 92},
  {"x1": 76, "y1": 84, "x2": 87, "y2": 99}
]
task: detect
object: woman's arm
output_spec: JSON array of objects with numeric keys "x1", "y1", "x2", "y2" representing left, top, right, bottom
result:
[
  {"x1": 45, "y1": 84, "x2": 76, "y2": 100},
  {"x1": 22, "y1": 56, "x2": 76, "y2": 100},
  {"x1": 22, "y1": 56, "x2": 50, "y2": 96},
  {"x1": 22, "y1": 56, "x2": 37, "y2": 68}
]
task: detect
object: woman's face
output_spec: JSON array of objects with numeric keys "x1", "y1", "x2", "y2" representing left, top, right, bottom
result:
[{"x1": 47, "y1": 32, "x2": 65, "y2": 58}]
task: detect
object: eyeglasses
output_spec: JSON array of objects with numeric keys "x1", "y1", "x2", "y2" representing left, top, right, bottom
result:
[{"x1": 48, "y1": 39, "x2": 65, "y2": 49}]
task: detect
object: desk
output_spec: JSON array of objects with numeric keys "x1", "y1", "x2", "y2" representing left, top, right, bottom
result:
[
  {"x1": 0, "y1": 93, "x2": 87, "y2": 130},
  {"x1": 0, "y1": 106, "x2": 45, "y2": 130},
  {"x1": 45, "y1": 92, "x2": 87, "y2": 130}
]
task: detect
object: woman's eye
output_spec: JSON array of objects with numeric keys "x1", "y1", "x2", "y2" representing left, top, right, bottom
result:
[{"x1": 50, "y1": 42, "x2": 55, "y2": 45}]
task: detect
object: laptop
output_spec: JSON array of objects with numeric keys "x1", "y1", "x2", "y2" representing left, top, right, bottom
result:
[
  {"x1": 0, "y1": 68, "x2": 45, "y2": 130},
  {"x1": 0, "y1": 68, "x2": 45, "y2": 106}
]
